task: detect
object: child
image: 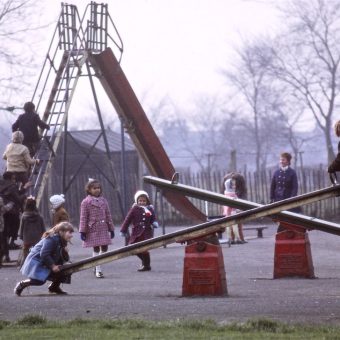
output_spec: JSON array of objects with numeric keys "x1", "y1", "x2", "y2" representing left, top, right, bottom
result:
[
  {"x1": 120, "y1": 190, "x2": 157, "y2": 272},
  {"x1": 1, "y1": 171, "x2": 27, "y2": 256},
  {"x1": 0, "y1": 196, "x2": 5, "y2": 268},
  {"x1": 14, "y1": 221, "x2": 74, "y2": 296},
  {"x1": 3, "y1": 131, "x2": 39, "y2": 186},
  {"x1": 223, "y1": 178, "x2": 243, "y2": 245},
  {"x1": 79, "y1": 179, "x2": 115, "y2": 278},
  {"x1": 231, "y1": 173, "x2": 247, "y2": 244},
  {"x1": 18, "y1": 196, "x2": 45, "y2": 266},
  {"x1": 12, "y1": 101, "x2": 50, "y2": 157},
  {"x1": 0, "y1": 196, "x2": 14, "y2": 267},
  {"x1": 328, "y1": 120, "x2": 340, "y2": 173},
  {"x1": 49, "y1": 194, "x2": 69, "y2": 226}
]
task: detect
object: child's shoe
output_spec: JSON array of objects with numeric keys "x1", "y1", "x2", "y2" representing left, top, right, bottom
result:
[
  {"x1": 95, "y1": 271, "x2": 104, "y2": 278},
  {"x1": 138, "y1": 265, "x2": 151, "y2": 272}
]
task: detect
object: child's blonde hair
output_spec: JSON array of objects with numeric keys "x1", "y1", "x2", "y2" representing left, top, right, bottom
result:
[
  {"x1": 334, "y1": 120, "x2": 340, "y2": 137},
  {"x1": 42, "y1": 221, "x2": 74, "y2": 239}
]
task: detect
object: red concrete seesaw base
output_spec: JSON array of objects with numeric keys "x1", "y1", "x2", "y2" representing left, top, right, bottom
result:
[
  {"x1": 274, "y1": 223, "x2": 315, "y2": 279},
  {"x1": 182, "y1": 241, "x2": 228, "y2": 296}
]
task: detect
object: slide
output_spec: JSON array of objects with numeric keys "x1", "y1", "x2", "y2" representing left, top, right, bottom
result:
[{"x1": 89, "y1": 48, "x2": 206, "y2": 223}]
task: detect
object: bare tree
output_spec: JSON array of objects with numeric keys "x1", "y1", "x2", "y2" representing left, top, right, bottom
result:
[
  {"x1": 270, "y1": 0, "x2": 340, "y2": 163},
  {"x1": 0, "y1": 0, "x2": 48, "y2": 105},
  {"x1": 221, "y1": 39, "x2": 286, "y2": 172},
  {"x1": 160, "y1": 95, "x2": 226, "y2": 173}
]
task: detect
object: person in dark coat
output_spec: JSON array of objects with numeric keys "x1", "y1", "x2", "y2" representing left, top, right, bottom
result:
[
  {"x1": 328, "y1": 120, "x2": 340, "y2": 173},
  {"x1": 0, "y1": 196, "x2": 15, "y2": 267},
  {"x1": 18, "y1": 196, "x2": 45, "y2": 266},
  {"x1": 0, "y1": 171, "x2": 28, "y2": 258},
  {"x1": 120, "y1": 190, "x2": 158, "y2": 272},
  {"x1": 0, "y1": 197, "x2": 5, "y2": 268},
  {"x1": 14, "y1": 221, "x2": 74, "y2": 296},
  {"x1": 270, "y1": 152, "x2": 299, "y2": 232},
  {"x1": 12, "y1": 101, "x2": 50, "y2": 156}
]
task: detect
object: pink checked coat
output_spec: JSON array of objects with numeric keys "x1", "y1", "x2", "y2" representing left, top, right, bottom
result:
[
  {"x1": 79, "y1": 195, "x2": 115, "y2": 248},
  {"x1": 120, "y1": 204, "x2": 156, "y2": 244}
]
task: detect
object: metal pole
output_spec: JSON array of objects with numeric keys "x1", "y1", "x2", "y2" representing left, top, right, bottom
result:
[
  {"x1": 120, "y1": 117, "x2": 127, "y2": 215},
  {"x1": 62, "y1": 117, "x2": 68, "y2": 193},
  {"x1": 143, "y1": 175, "x2": 340, "y2": 235},
  {"x1": 159, "y1": 189, "x2": 166, "y2": 248},
  {"x1": 86, "y1": 61, "x2": 124, "y2": 215}
]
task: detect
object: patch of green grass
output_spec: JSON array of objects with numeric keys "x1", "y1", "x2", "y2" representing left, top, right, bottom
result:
[
  {"x1": 15, "y1": 314, "x2": 47, "y2": 326},
  {"x1": 0, "y1": 320, "x2": 10, "y2": 330},
  {"x1": 1, "y1": 315, "x2": 340, "y2": 340}
]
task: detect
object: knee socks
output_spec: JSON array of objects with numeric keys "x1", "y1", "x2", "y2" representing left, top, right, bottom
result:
[
  {"x1": 93, "y1": 251, "x2": 101, "y2": 273},
  {"x1": 232, "y1": 224, "x2": 241, "y2": 240}
]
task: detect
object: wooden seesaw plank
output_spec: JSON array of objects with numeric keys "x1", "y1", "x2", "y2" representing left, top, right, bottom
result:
[
  {"x1": 61, "y1": 181, "x2": 340, "y2": 275},
  {"x1": 144, "y1": 175, "x2": 340, "y2": 236}
]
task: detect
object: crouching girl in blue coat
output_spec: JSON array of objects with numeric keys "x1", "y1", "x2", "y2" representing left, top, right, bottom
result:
[{"x1": 14, "y1": 221, "x2": 74, "y2": 296}]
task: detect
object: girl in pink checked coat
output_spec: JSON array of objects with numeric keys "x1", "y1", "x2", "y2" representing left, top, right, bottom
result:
[{"x1": 79, "y1": 179, "x2": 115, "y2": 278}]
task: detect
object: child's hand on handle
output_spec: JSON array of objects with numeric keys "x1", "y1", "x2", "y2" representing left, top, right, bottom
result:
[{"x1": 51, "y1": 264, "x2": 61, "y2": 273}]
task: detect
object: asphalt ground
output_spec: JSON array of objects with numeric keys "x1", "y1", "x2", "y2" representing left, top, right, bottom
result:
[{"x1": 1, "y1": 221, "x2": 340, "y2": 324}]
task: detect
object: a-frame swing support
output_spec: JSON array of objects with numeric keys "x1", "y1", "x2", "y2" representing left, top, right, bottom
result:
[
  {"x1": 29, "y1": 3, "x2": 124, "y2": 215},
  {"x1": 28, "y1": 2, "x2": 206, "y2": 223}
]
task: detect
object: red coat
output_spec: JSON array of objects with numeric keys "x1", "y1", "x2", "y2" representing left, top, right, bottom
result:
[
  {"x1": 120, "y1": 204, "x2": 156, "y2": 244},
  {"x1": 79, "y1": 195, "x2": 115, "y2": 248}
]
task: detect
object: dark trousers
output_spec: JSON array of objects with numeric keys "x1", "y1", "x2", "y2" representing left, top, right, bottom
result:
[
  {"x1": 137, "y1": 252, "x2": 150, "y2": 267},
  {"x1": 0, "y1": 231, "x2": 4, "y2": 264},
  {"x1": 4, "y1": 212, "x2": 20, "y2": 243}
]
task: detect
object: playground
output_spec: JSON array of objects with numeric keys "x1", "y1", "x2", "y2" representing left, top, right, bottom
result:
[
  {"x1": 1, "y1": 222, "x2": 340, "y2": 324},
  {"x1": 2, "y1": 1, "x2": 340, "y2": 328}
]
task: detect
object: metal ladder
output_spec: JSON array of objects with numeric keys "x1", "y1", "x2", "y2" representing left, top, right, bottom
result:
[
  {"x1": 29, "y1": 3, "x2": 87, "y2": 204},
  {"x1": 29, "y1": 2, "x2": 123, "y2": 205}
]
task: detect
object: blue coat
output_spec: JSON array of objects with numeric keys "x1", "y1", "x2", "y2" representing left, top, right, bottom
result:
[
  {"x1": 270, "y1": 167, "x2": 298, "y2": 202},
  {"x1": 21, "y1": 234, "x2": 67, "y2": 282}
]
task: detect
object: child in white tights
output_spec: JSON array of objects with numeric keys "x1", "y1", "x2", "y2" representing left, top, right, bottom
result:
[{"x1": 223, "y1": 178, "x2": 242, "y2": 245}]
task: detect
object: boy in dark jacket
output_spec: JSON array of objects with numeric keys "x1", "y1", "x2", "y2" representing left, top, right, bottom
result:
[
  {"x1": 12, "y1": 102, "x2": 50, "y2": 156},
  {"x1": 328, "y1": 121, "x2": 340, "y2": 174}
]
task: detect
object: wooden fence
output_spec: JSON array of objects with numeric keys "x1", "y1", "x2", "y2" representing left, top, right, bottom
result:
[
  {"x1": 148, "y1": 167, "x2": 340, "y2": 225},
  {"x1": 40, "y1": 167, "x2": 340, "y2": 227}
]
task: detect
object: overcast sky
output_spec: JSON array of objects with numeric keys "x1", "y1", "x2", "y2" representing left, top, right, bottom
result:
[
  {"x1": 35, "y1": 1, "x2": 280, "y2": 115},
  {"x1": 0, "y1": 0, "x2": 282, "y2": 132}
]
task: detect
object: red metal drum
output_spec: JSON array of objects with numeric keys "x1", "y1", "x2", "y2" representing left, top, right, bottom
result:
[
  {"x1": 274, "y1": 225, "x2": 314, "y2": 279},
  {"x1": 182, "y1": 241, "x2": 228, "y2": 296}
]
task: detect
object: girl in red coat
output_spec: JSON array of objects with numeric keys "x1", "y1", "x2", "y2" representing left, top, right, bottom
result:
[
  {"x1": 79, "y1": 179, "x2": 115, "y2": 278},
  {"x1": 120, "y1": 190, "x2": 157, "y2": 272}
]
